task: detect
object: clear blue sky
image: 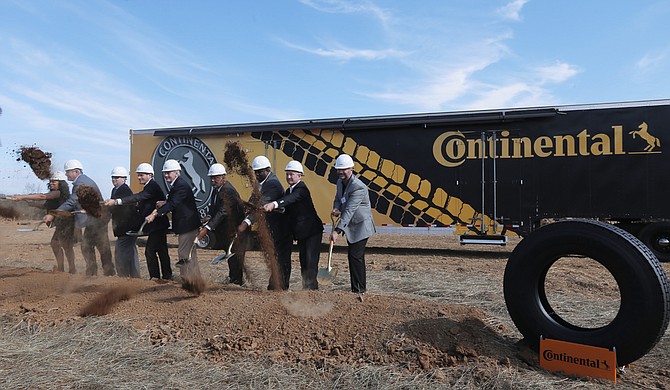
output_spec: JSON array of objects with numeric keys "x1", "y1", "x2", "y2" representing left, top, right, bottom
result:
[{"x1": 1, "y1": 0, "x2": 669, "y2": 196}]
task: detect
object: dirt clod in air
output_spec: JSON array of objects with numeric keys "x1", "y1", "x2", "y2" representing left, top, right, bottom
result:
[
  {"x1": 16, "y1": 146, "x2": 52, "y2": 180},
  {"x1": 181, "y1": 275, "x2": 207, "y2": 295},
  {"x1": 79, "y1": 285, "x2": 135, "y2": 316},
  {"x1": 76, "y1": 185, "x2": 103, "y2": 218},
  {"x1": 223, "y1": 141, "x2": 282, "y2": 290}
]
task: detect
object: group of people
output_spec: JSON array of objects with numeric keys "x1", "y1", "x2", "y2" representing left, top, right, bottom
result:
[{"x1": 12, "y1": 153, "x2": 376, "y2": 294}]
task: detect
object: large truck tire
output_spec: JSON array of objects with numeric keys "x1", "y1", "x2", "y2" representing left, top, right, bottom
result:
[
  {"x1": 637, "y1": 222, "x2": 670, "y2": 263},
  {"x1": 503, "y1": 219, "x2": 670, "y2": 366}
]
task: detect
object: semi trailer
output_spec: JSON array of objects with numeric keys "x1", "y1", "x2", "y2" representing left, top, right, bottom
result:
[{"x1": 129, "y1": 99, "x2": 670, "y2": 260}]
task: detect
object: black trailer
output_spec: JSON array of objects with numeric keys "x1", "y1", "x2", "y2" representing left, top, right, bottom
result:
[{"x1": 131, "y1": 99, "x2": 670, "y2": 259}]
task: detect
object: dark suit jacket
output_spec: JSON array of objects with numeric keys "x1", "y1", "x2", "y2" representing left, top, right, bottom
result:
[
  {"x1": 156, "y1": 176, "x2": 201, "y2": 234},
  {"x1": 276, "y1": 180, "x2": 323, "y2": 240},
  {"x1": 118, "y1": 178, "x2": 169, "y2": 234},
  {"x1": 206, "y1": 181, "x2": 245, "y2": 240},
  {"x1": 110, "y1": 183, "x2": 138, "y2": 237},
  {"x1": 247, "y1": 172, "x2": 290, "y2": 241}
]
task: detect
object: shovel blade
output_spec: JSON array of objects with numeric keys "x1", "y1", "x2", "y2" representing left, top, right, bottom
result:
[
  {"x1": 317, "y1": 267, "x2": 338, "y2": 285},
  {"x1": 211, "y1": 252, "x2": 235, "y2": 265}
]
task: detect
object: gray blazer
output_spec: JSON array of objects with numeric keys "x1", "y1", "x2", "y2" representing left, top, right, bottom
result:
[{"x1": 333, "y1": 174, "x2": 375, "y2": 243}]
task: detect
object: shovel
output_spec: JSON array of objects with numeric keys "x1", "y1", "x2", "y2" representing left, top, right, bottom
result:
[
  {"x1": 48, "y1": 209, "x2": 84, "y2": 217},
  {"x1": 126, "y1": 220, "x2": 148, "y2": 236},
  {"x1": 211, "y1": 235, "x2": 236, "y2": 265},
  {"x1": 317, "y1": 239, "x2": 338, "y2": 285},
  {"x1": 177, "y1": 237, "x2": 199, "y2": 268},
  {"x1": 17, "y1": 221, "x2": 45, "y2": 232}
]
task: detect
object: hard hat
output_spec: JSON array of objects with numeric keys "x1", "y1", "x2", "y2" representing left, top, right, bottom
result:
[
  {"x1": 135, "y1": 163, "x2": 154, "y2": 175},
  {"x1": 162, "y1": 159, "x2": 181, "y2": 172},
  {"x1": 252, "y1": 156, "x2": 271, "y2": 170},
  {"x1": 284, "y1": 160, "x2": 304, "y2": 174},
  {"x1": 64, "y1": 159, "x2": 83, "y2": 171},
  {"x1": 110, "y1": 166, "x2": 129, "y2": 177},
  {"x1": 334, "y1": 154, "x2": 354, "y2": 169},
  {"x1": 50, "y1": 171, "x2": 67, "y2": 181},
  {"x1": 207, "y1": 163, "x2": 227, "y2": 176}
]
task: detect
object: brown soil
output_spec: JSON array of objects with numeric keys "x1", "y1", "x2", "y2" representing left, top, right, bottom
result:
[
  {"x1": 76, "y1": 184, "x2": 103, "y2": 218},
  {"x1": 0, "y1": 205, "x2": 21, "y2": 219},
  {"x1": 1, "y1": 218, "x2": 669, "y2": 388},
  {"x1": 16, "y1": 146, "x2": 52, "y2": 180},
  {"x1": 223, "y1": 142, "x2": 282, "y2": 289}
]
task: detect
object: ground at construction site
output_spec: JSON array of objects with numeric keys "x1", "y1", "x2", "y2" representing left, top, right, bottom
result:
[{"x1": 1, "y1": 217, "x2": 670, "y2": 389}]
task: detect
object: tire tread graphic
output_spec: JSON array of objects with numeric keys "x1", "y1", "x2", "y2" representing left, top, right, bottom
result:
[{"x1": 253, "y1": 130, "x2": 506, "y2": 234}]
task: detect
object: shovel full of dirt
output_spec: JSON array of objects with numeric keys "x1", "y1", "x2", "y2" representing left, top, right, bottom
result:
[{"x1": 48, "y1": 209, "x2": 84, "y2": 217}]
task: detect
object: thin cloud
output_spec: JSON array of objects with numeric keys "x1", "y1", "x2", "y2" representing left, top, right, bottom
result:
[
  {"x1": 497, "y1": 0, "x2": 529, "y2": 21},
  {"x1": 277, "y1": 38, "x2": 407, "y2": 61},
  {"x1": 299, "y1": 0, "x2": 393, "y2": 26},
  {"x1": 636, "y1": 49, "x2": 669, "y2": 72},
  {"x1": 535, "y1": 61, "x2": 580, "y2": 84}
]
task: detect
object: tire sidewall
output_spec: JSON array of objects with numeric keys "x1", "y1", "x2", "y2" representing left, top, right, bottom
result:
[{"x1": 504, "y1": 220, "x2": 669, "y2": 366}]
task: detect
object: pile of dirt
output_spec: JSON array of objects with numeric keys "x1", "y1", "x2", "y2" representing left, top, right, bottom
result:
[
  {"x1": 16, "y1": 146, "x2": 52, "y2": 180},
  {"x1": 76, "y1": 185, "x2": 103, "y2": 218}
]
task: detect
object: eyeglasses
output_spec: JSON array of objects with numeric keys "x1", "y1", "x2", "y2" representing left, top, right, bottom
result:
[{"x1": 111, "y1": 176, "x2": 125, "y2": 180}]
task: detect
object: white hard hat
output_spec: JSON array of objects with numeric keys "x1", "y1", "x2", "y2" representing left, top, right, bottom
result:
[
  {"x1": 334, "y1": 154, "x2": 354, "y2": 169},
  {"x1": 135, "y1": 163, "x2": 154, "y2": 175},
  {"x1": 207, "y1": 163, "x2": 227, "y2": 176},
  {"x1": 284, "y1": 160, "x2": 304, "y2": 174},
  {"x1": 50, "y1": 171, "x2": 67, "y2": 181},
  {"x1": 252, "y1": 156, "x2": 271, "y2": 170},
  {"x1": 162, "y1": 159, "x2": 181, "y2": 172},
  {"x1": 111, "y1": 166, "x2": 129, "y2": 177},
  {"x1": 64, "y1": 159, "x2": 83, "y2": 171}
]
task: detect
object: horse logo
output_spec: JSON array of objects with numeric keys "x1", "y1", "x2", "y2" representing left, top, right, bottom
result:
[
  {"x1": 629, "y1": 122, "x2": 660, "y2": 152},
  {"x1": 179, "y1": 150, "x2": 207, "y2": 199}
]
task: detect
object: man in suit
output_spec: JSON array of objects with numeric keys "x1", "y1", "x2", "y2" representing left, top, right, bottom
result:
[
  {"x1": 196, "y1": 163, "x2": 246, "y2": 285},
  {"x1": 104, "y1": 163, "x2": 172, "y2": 281},
  {"x1": 108, "y1": 166, "x2": 140, "y2": 278},
  {"x1": 238, "y1": 156, "x2": 292, "y2": 290},
  {"x1": 330, "y1": 154, "x2": 375, "y2": 294},
  {"x1": 263, "y1": 160, "x2": 323, "y2": 290},
  {"x1": 145, "y1": 159, "x2": 202, "y2": 280},
  {"x1": 44, "y1": 159, "x2": 115, "y2": 276}
]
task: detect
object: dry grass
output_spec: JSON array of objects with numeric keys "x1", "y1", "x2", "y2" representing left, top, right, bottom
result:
[{"x1": 0, "y1": 313, "x2": 603, "y2": 389}]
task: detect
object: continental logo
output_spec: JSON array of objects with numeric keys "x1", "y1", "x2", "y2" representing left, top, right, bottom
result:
[
  {"x1": 152, "y1": 136, "x2": 217, "y2": 217},
  {"x1": 433, "y1": 122, "x2": 661, "y2": 167},
  {"x1": 542, "y1": 349, "x2": 611, "y2": 371}
]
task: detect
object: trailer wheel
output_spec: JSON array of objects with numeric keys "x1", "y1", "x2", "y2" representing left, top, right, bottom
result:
[
  {"x1": 503, "y1": 220, "x2": 670, "y2": 366},
  {"x1": 638, "y1": 222, "x2": 670, "y2": 263}
]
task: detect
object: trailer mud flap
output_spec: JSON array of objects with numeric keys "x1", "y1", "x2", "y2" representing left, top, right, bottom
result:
[{"x1": 503, "y1": 219, "x2": 670, "y2": 366}]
